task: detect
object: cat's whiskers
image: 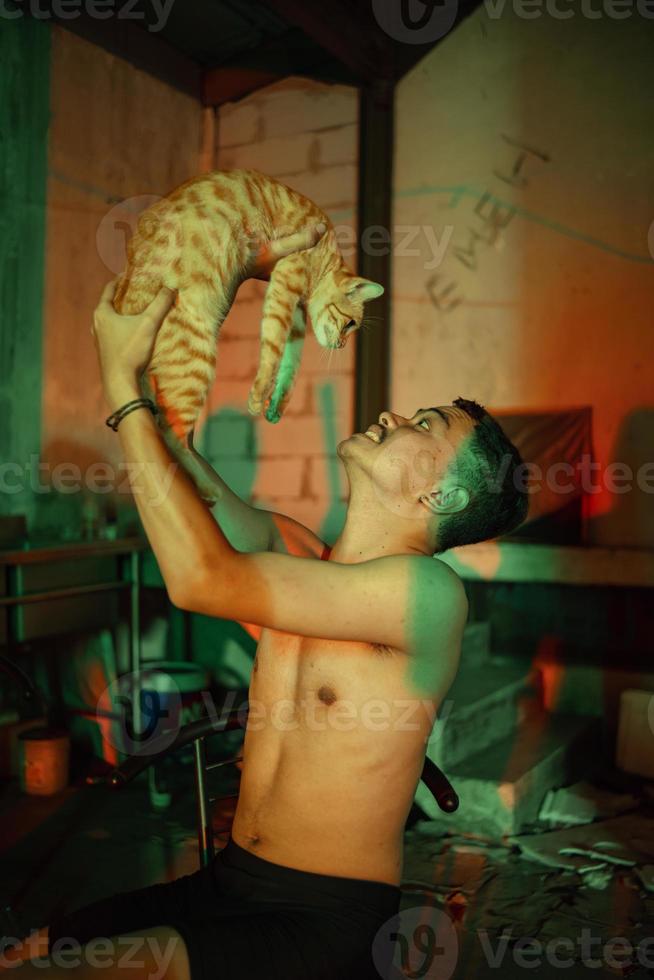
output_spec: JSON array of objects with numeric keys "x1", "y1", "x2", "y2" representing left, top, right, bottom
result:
[
  {"x1": 361, "y1": 313, "x2": 382, "y2": 336},
  {"x1": 319, "y1": 346, "x2": 333, "y2": 372}
]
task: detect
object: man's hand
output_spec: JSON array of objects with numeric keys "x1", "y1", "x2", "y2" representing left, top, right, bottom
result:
[{"x1": 91, "y1": 279, "x2": 176, "y2": 412}]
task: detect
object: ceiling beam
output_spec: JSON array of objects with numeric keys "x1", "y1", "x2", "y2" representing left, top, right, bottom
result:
[
  {"x1": 260, "y1": 0, "x2": 393, "y2": 82},
  {"x1": 203, "y1": 67, "x2": 283, "y2": 107},
  {"x1": 31, "y1": 3, "x2": 201, "y2": 100},
  {"x1": 202, "y1": 26, "x2": 360, "y2": 105}
]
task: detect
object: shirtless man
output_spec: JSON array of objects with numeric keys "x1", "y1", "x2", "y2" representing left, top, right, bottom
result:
[{"x1": 5, "y1": 231, "x2": 527, "y2": 980}]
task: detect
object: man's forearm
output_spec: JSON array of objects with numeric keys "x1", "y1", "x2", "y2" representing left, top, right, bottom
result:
[
  {"x1": 109, "y1": 378, "x2": 236, "y2": 600},
  {"x1": 189, "y1": 445, "x2": 275, "y2": 553}
]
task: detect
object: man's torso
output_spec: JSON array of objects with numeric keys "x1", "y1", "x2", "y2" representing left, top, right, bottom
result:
[{"x1": 231, "y1": 528, "x2": 450, "y2": 887}]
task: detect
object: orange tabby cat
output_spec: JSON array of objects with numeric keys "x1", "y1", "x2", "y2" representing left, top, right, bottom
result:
[{"x1": 112, "y1": 169, "x2": 383, "y2": 500}]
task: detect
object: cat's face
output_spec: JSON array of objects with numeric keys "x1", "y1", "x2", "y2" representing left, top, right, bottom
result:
[{"x1": 308, "y1": 272, "x2": 385, "y2": 349}]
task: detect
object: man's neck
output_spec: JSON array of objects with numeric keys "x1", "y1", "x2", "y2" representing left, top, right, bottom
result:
[{"x1": 329, "y1": 488, "x2": 434, "y2": 564}]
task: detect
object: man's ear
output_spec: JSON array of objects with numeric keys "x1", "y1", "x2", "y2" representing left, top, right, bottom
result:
[
  {"x1": 421, "y1": 486, "x2": 469, "y2": 516},
  {"x1": 346, "y1": 278, "x2": 385, "y2": 303}
]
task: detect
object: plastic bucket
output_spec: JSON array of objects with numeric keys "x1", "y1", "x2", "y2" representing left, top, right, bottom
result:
[{"x1": 19, "y1": 727, "x2": 70, "y2": 796}]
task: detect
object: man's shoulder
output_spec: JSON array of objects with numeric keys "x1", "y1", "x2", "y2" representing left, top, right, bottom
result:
[
  {"x1": 405, "y1": 554, "x2": 468, "y2": 617},
  {"x1": 404, "y1": 552, "x2": 466, "y2": 589}
]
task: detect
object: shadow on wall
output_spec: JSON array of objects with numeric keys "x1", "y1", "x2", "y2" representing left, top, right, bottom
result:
[
  {"x1": 193, "y1": 388, "x2": 348, "y2": 685},
  {"x1": 200, "y1": 406, "x2": 257, "y2": 503},
  {"x1": 34, "y1": 438, "x2": 140, "y2": 541},
  {"x1": 317, "y1": 381, "x2": 348, "y2": 544},
  {"x1": 202, "y1": 385, "x2": 349, "y2": 544},
  {"x1": 588, "y1": 408, "x2": 654, "y2": 548},
  {"x1": 186, "y1": 407, "x2": 259, "y2": 690}
]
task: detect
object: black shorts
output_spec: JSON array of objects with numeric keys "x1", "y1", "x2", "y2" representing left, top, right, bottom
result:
[{"x1": 47, "y1": 837, "x2": 401, "y2": 980}]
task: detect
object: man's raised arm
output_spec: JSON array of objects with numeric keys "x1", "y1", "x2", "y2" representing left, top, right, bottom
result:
[
  {"x1": 94, "y1": 222, "x2": 327, "y2": 570},
  {"x1": 91, "y1": 279, "x2": 468, "y2": 676},
  {"x1": 92, "y1": 281, "x2": 245, "y2": 604},
  {"x1": 187, "y1": 431, "x2": 275, "y2": 554}
]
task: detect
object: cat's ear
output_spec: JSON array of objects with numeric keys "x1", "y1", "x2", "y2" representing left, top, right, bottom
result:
[{"x1": 346, "y1": 278, "x2": 385, "y2": 303}]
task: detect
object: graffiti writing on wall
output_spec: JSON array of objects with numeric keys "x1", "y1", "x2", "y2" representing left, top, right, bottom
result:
[{"x1": 427, "y1": 134, "x2": 550, "y2": 313}]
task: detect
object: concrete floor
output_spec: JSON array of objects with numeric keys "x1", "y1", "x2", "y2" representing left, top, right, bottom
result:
[{"x1": 1, "y1": 764, "x2": 652, "y2": 980}]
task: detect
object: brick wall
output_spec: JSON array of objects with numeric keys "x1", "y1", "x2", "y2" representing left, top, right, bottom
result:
[{"x1": 201, "y1": 78, "x2": 360, "y2": 542}]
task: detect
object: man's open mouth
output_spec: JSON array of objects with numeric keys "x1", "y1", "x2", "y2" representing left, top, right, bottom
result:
[{"x1": 364, "y1": 423, "x2": 385, "y2": 443}]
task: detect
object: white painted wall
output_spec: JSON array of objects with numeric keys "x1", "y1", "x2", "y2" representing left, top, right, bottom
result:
[{"x1": 393, "y1": 11, "x2": 653, "y2": 546}]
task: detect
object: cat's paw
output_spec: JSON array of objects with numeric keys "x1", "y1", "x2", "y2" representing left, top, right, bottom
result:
[
  {"x1": 265, "y1": 405, "x2": 281, "y2": 424},
  {"x1": 248, "y1": 392, "x2": 263, "y2": 416}
]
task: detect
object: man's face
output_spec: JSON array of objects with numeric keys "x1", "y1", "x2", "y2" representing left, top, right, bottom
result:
[{"x1": 338, "y1": 404, "x2": 474, "y2": 518}]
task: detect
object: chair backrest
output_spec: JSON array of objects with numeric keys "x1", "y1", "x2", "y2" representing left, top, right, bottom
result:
[{"x1": 110, "y1": 707, "x2": 459, "y2": 868}]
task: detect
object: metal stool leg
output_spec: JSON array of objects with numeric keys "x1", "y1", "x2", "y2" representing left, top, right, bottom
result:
[{"x1": 193, "y1": 737, "x2": 215, "y2": 868}]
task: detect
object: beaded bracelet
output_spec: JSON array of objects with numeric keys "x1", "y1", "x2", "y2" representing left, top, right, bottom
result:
[{"x1": 105, "y1": 398, "x2": 159, "y2": 432}]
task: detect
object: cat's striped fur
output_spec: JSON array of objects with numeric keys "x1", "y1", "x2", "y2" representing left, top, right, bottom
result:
[{"x1": 113, "y1": 169, "x2": 383, "y2": 501}]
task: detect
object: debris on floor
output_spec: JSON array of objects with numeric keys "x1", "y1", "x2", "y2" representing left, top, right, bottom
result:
[
  {"x1": 405, "y1": 798, "x2": 653, "y2": 973},
  {"x1": 635, "y1": 865, "x2": 654, "y2": 892},
  {"x1": 580, "y1": 865, "x2": 614, "y2": 891},
  {"x1": 538, "y1": 781, "x2": 640, "y2": 827},
  {"x1": 509, "y1": 813, "x2": 654, "y2": 872}
]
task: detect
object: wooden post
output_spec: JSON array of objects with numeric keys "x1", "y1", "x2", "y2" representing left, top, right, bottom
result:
[{"x1": 355, "y1": 80, "x2": 395, "y2": 433}]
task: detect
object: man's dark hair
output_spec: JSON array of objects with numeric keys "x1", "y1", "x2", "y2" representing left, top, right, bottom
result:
[{"x1": 435, "y1": 397, "x2": 529, "y2": 553}]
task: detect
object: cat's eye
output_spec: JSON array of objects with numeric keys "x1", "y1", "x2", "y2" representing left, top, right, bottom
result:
[{"x1": 416, "y1": 418, "x2": 431, "y2": 431}]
